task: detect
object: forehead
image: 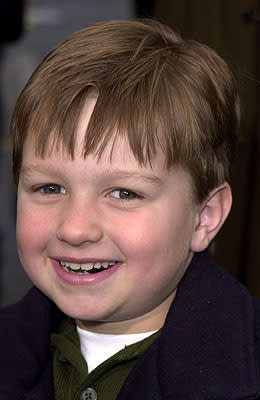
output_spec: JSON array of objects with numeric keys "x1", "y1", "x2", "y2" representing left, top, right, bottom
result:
[
  {"x1": 22, "y1": 131, "x2": 167, "y2": 179},
  {"x1": 22, "y1": 95, "x2": 167, "y2": 173}
]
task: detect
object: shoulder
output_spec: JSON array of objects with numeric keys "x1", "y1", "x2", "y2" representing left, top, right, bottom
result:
[
  {"x1": 179, "y1": 250, "x2": 260, "y2": 311},
  {"x1": 0, "y1": 287, "x2": 63, "y2": 394},
  {"x1": 253, "y1": 299, "x2": 260, "y2": 362},
  {"x1": 157, "y1": 252, "x2": 260, "y2": 398},
  {"x1": 1, "y1": 286, "x2": 51, "y2": 316},
  {"x1": 0, "y1": 286, "x2": 63, "y2": 346},
  {"x1": 175, "y1": 251, "x2": 260, "y2": 339}
]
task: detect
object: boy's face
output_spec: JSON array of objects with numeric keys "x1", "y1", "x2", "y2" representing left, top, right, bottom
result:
[{"x1": 17, "y1": 96, "x2": 200, "y2": 334}]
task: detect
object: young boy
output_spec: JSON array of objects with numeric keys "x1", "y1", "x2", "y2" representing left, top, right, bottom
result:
[{"x1": 1, "y1": 18, "x2": 260, "y2": 400}]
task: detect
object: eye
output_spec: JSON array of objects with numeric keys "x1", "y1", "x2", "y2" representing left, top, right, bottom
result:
[
  {"x1": 39, "y1": 184, "x2": 66, "y2": 195},
  {"x1": 109, "y1": 189, "x2": 138, "y2": 200}
]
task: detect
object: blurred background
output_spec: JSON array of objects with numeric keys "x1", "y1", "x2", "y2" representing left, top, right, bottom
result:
[{"x1": 0, "y1": 0, "x2": 259, "y2": 305}]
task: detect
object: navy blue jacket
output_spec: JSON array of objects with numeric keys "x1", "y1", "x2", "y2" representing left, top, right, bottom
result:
[{"x1": 1, "y1": 251, "x2": 260, "y2": 399}]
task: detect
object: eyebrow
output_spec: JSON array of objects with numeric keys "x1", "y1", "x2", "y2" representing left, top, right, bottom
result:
[
  {"x1": 20, "y1": 165, "x2": 63, "y2": 178},
  {"x1": 101, "y1": 170, "x2": 162, "y2": 185},
  {"x1": 20, "y1": 164, "x2": 162, "y2": 185}
]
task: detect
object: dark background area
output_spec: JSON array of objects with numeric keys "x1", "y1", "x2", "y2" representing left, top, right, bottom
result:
[
  {"x1": 152, "y1": 0, "x2": 260, "y2": 297},
  {"x1": 0, "y1": 0, "x2": 259, "y2": 305}
]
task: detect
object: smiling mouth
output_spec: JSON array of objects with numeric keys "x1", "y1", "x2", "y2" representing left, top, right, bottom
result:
[{"x1": 59, "y1": 261, "x2": 118, "y2": 275}]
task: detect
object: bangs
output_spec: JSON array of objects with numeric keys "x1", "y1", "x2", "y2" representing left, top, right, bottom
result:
[{"x1": 28, "y1": 53, "x2": 181, "y2": 169}]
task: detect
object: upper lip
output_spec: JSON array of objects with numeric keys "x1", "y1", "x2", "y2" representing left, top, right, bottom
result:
[{"x1": 51, "y1": 256, "x2": 120, "y2": 264}]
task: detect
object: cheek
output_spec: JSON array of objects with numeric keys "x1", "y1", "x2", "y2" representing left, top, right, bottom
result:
[
  {"x1": 16, "y1": 201, "x2": 53, "y2": 263},
  {"x1": 111, "y1": 205, "x2": 192, "y2": 267}
]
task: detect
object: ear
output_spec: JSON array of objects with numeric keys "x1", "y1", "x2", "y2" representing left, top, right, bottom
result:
[{"x1": 191, "y1": 183, "x2": 232, "y2": 252}]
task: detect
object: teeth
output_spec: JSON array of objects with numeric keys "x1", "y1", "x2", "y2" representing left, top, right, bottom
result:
[
  {"x1": 59, "y1": 260, "x2": 116, "y2": 273},
  {"x1": 80, "y1": 262, "x2": 96, "y2": 271},
  {"x1": 68, "y1": 262, "x2": 81, "y2": 271}
]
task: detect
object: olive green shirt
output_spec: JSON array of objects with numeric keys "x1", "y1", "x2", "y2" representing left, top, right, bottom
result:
[{"x1": 51, "y1": 318, "x2": 160, "y2": 400}]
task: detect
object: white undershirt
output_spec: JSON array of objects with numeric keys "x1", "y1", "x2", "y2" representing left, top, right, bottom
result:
[{"x1": 76, "y1": 326, "x2": 157, "y2": 373}]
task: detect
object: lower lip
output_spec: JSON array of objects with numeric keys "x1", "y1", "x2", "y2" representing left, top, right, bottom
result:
[{"x1": 51, "y1": 259, "x2": 123, "y2": 286}]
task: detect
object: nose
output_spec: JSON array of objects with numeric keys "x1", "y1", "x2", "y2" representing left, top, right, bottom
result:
[{"x1": 56, "y1": 199, "x2": 104, "y2": 247}]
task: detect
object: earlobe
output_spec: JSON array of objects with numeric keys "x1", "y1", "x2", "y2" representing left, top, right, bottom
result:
[{"x1": 191, "y1": 183, "x2": 232, "y2": 252}]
